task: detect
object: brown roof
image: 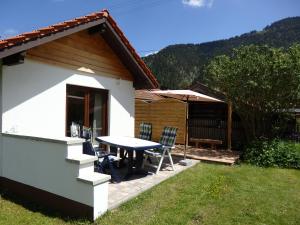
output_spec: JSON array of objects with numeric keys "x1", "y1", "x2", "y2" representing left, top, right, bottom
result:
[
  {"x1": 189, "y1": 82, "x2": 226, "y2": 102},
  {"x1": 0, "y1": 9, "x2": 158, "y2": 88}
]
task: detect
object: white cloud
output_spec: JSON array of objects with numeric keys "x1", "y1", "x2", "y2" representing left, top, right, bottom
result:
[
  {"x1": 143, "y1": 50, "x2": 159, "y2": 57},
  {"x1": 182, "y1": 0, "x2": 214, "y2": 8},
  {"x1": 2, "y1": 28, "x2": 18, "y2": 38}
]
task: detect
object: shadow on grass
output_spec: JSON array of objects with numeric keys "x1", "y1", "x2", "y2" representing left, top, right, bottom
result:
[{"x1": 0, "y1": 187, "x2": 91, "y2": 224}]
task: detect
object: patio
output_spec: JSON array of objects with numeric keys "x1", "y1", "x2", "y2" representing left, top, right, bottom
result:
[
  {"x1": 172, "y1": 145, "x2": 241, "y2": 165},
  {"x1": 107, "y1": 156, "x2": 198, "y2": 210}
]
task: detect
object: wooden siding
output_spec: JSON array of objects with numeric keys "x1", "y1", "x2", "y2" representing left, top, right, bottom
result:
[
  {"x1": 135, "y1": 99, "x2": 186, "y2": 144},
  {"x1": 27, "y1": 30, "x2": 133, "y2": 81}
]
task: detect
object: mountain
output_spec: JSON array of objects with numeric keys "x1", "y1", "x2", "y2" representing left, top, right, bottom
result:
[{"x1": 143, "y1": 17, "x2": 300, "y2": 89}]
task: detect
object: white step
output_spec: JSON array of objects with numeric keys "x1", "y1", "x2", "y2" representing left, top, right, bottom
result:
[
  {"x1": 66, "y1": 154, "x2": 97, "y2": 164},
  {"x1": 77, "y1": 172, "x2": 110, "y2": 186}
]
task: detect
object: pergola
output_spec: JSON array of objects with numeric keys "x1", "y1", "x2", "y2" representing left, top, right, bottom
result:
[{"x1": 151, "y1": 90, "x2": 232, "y2": 158}]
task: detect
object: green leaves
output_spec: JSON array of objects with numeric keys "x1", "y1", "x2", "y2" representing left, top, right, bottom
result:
[
  {"x1": 205, "y1": 44, "x2": 300, "y2": 140},
  {"x1": 243, "y1": 139, "x2": 300, "y2": 169}
]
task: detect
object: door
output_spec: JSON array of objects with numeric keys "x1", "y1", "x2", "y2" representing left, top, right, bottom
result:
[{"x1": 66, "y1": 84, "x2": 108, "y2": 142}]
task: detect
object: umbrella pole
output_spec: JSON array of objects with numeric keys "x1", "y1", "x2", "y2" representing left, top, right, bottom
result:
[{"x1": 184, "y1": 97, "x2": 189, "y2": 159}]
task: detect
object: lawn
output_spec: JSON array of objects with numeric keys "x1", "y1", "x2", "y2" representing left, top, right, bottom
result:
[{"x1": 1, "y1": 163, "x2": 300, "y2": 225}]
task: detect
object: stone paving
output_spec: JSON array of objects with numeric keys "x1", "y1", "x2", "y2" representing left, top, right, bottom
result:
[{"x1": 108, "y1": 156, "x2": 199, "y2": 210}]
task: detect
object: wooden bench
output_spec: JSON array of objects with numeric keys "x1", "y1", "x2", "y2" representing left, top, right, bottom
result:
[{"x1": 190, "y1": 138, "x2": 223, "y2": 149}]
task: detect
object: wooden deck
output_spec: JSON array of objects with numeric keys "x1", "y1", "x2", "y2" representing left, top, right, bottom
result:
[{"x1": 172, "y1": 145, "x2": 241, "y2": 165}]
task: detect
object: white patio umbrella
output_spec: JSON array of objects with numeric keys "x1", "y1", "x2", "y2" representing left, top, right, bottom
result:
[{"x1": 151, "y1": 89, "x2": 222, "y2": 161}]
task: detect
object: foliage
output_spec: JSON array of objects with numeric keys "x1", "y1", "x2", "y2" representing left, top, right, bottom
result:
[
  {"x1": 243, "y1": 138, "x2": 300, "y2": 169},
  {"x1": 205, "y1": 44, "x2": 300, "y2": 140},
  {"x1": 1, "y1": 164, "x2": 300, "y2": 225},
  {"x1": 143, "y1": 17, "x2": 300, "y2": 89}
]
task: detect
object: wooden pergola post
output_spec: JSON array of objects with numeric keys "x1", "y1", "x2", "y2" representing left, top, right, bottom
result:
[{"x1": 227, "y1": 100, "x2": 232, "y2": 150}]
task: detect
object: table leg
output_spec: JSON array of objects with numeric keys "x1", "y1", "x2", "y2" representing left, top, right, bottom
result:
[
  {"x1": 135, "y1": 150, "x2": 144, "y2": 169},
  {"x1": 124, "y1": 150, "x2": 148, "y2": 180},
  {"x1": 119, "y1": 148, "x2": 125, "y2": 158},
  {"x1": 124, "y1": 150, "x2": 134, "y2": 180}
]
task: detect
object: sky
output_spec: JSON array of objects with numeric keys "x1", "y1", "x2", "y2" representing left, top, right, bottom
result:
[{"x1": 0, "y1": 0, "x2": 299, "y2": 56}]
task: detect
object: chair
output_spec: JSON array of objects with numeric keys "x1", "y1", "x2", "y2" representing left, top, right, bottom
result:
[
  {"x1": 144, "y1": 126, "x2": 178, "y2": 174},
  {"x1": 139, "y1": 122, "x2": 152, "y2": 141},
  {"x1": 81, "y1": 127, "x2": 121, "y2": 183},
  {"x1": 70, "y1": 122, "x2": 81, "y2": 137},
  {"x1": 121, "y1": 122, "x2": 152, "y2": 162}
]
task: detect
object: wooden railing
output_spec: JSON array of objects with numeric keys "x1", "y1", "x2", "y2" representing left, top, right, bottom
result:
[{"x1": 188, "y1": 118, "x2": 245, "y2": 149}]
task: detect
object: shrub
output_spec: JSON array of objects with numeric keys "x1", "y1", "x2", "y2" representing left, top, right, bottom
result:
[{"x1": 243, "y1": 138, "x2": 300, "y2": 169}]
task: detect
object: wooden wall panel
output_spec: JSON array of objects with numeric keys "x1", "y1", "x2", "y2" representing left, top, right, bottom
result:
[
  {"x1": 135, "y1": 99, "x2": 186, "y2": 144},
  {"x1": 27, "y1": 30, "x2": 133, "y2": 81}
]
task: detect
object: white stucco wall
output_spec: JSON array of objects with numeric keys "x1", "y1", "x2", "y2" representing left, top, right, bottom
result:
[
  {"x1": 1, "y1": 58, "x2": 135, "y2": 138},
  {"x1": 0, "y1": 61, "x2": 2, "y2": 176},
  {"x1": 1, "y1": 134, "x2": 109, "y2": 218},
  {"x1": 0, "y1": 134, "x2": 2, "y2": 177}
]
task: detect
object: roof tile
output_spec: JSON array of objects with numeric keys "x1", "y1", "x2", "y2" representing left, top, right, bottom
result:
[
  {"x1": 22, "y1": 31, "x2": 41, "y2": 39},
  {"x1": 0, "y1": 9, "x2": 158, "y2": 88}
]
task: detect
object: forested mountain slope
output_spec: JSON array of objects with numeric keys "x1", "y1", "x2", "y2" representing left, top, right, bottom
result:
[{"x1": 143, "y1": 17, "x2": 300, "y2": 89}]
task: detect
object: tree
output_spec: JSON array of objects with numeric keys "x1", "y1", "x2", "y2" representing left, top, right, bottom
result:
[{"x1": 205, "y1": 44, "x2": 300, "y2": 141}]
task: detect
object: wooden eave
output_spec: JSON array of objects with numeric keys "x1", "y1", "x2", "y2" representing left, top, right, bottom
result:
[{"x1": 0, "y1": 10, "x2": 159, "y2": 89}]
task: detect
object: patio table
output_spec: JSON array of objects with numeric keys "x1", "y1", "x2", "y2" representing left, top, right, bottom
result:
[{"x1": 96, "y1": 136, "x2": 162, "y2": 179}]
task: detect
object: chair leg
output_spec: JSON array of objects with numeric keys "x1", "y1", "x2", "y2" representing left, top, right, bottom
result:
[
  {"x1": 166, "y1": 149, "x2": 175, "y2": 171},
  {"x1": 142, "y1": 155, "x2": 148, "y2": 169},
  {"x1": 156, "y1": 149, "x2": 166, "y2": 174}
]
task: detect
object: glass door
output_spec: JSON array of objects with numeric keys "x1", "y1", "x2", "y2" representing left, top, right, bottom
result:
[
  {"x1": 89, "y1": 92, "x2": 108, "y2": 142},
  {"x1": 66, "y1": 85, "x2": 108, "y2": 142}
]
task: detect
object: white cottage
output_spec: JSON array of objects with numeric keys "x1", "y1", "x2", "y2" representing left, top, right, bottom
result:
[{"x1": 0, "y1": 10, "x2": 158, "y2": 220}]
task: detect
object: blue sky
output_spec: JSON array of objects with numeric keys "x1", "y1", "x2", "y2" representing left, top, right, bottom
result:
[{"x1": 0, "y1": 0, "x2": 299, "y2": 56}]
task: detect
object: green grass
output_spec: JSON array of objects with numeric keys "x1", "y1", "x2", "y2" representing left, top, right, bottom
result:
[{"x1": 1, "y1": 163, "x2": 300, "y2": 225}]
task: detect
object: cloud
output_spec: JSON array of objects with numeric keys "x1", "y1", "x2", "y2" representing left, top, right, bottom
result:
[
  {"x1": 182, "y1": 0, "x2": 214, "y2": 8},
  {"x1": 143, "y1": 50, "x2": 159, "y2": 57},
  {"x1": 2, "y1": 28, "x2": 18, "y2": 38}
]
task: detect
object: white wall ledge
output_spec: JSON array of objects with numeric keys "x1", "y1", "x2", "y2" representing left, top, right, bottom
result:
[
  {"x1": 66, "y1": 154, "x2": 98, "y2": 165},
  {"x1": 77, "y1": 173, "x2": 111, "y2": 186},
  {"x1": 1, "y1": 132, "x2": 84, "y2": 145}
]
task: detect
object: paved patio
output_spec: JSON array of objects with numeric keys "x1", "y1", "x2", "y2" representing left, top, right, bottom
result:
[{"x1": 108, "y1": 156, "x2": 198, "y2": 210}]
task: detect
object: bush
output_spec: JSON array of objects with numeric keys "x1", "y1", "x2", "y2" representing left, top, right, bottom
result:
[{"x1": 243, "y1": 138, "x2": 300, "y2": 169}]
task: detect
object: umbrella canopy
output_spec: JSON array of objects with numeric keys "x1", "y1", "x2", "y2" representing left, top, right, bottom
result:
[
  {"x1": 151, "y1": 89, "x2": 223, "y2": 160},
  {"x1": 151, "y1": 89, "x2": 222, "y2": 102}
]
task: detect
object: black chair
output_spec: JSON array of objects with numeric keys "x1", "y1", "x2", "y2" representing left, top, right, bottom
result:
[{"x1": 81, "y1": 127, "x2": 121, "y2": 183}]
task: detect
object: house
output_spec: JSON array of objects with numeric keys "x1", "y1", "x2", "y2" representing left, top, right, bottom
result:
[{"x1": 0, "y1": 10, "x2": 158, "y2": 220}]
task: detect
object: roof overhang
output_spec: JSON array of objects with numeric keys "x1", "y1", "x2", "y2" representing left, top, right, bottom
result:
[{"x1": 0, "y1": 10, "x2": 159, "y2": 89}]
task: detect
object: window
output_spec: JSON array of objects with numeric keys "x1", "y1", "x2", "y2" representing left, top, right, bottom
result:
[{"x1": 66, "y1": 84, "x2": 108, "y2": 142}]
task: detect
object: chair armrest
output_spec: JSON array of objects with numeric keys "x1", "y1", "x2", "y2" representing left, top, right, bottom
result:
[
  {"x1": 162, "y1": 145, "x2": 175, "y2": 152},
  {"x1": 94, "y1": 147, "x2": 112, "y2": 158}
]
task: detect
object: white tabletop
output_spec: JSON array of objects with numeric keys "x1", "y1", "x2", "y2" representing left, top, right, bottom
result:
[{"x1": 96, "y1": 136, "x2": 162, "y2": 151}]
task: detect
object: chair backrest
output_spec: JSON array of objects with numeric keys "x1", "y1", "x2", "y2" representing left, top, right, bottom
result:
[
  {"x1": 70, "y1": 122, "x2": 81, "y2": 137},
  {"x1": 159, "y1": 126, "x2": 178, "y2": 147},
  {"x1": 81, "y1": 126, "x2": 92, "y2": 140},
  {"x1": 83, "y1": 141, "x2": 96, "y2": 156},
  {"x1": 139, "y1": 122, "x2": 152, "y2": 141}
]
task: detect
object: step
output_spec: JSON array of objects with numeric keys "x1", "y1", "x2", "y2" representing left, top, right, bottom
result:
[
  {"x1": 66, "y1": 154, "x2": 97, "y2": 165},
  {"x1": 77, "y1": 172, "x2": 111, "y2": 186}
]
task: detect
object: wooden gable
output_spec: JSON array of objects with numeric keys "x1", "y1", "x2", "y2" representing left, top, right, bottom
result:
[{"x1": 27, "y1": 30, "x2": 133, "y2": 81}]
